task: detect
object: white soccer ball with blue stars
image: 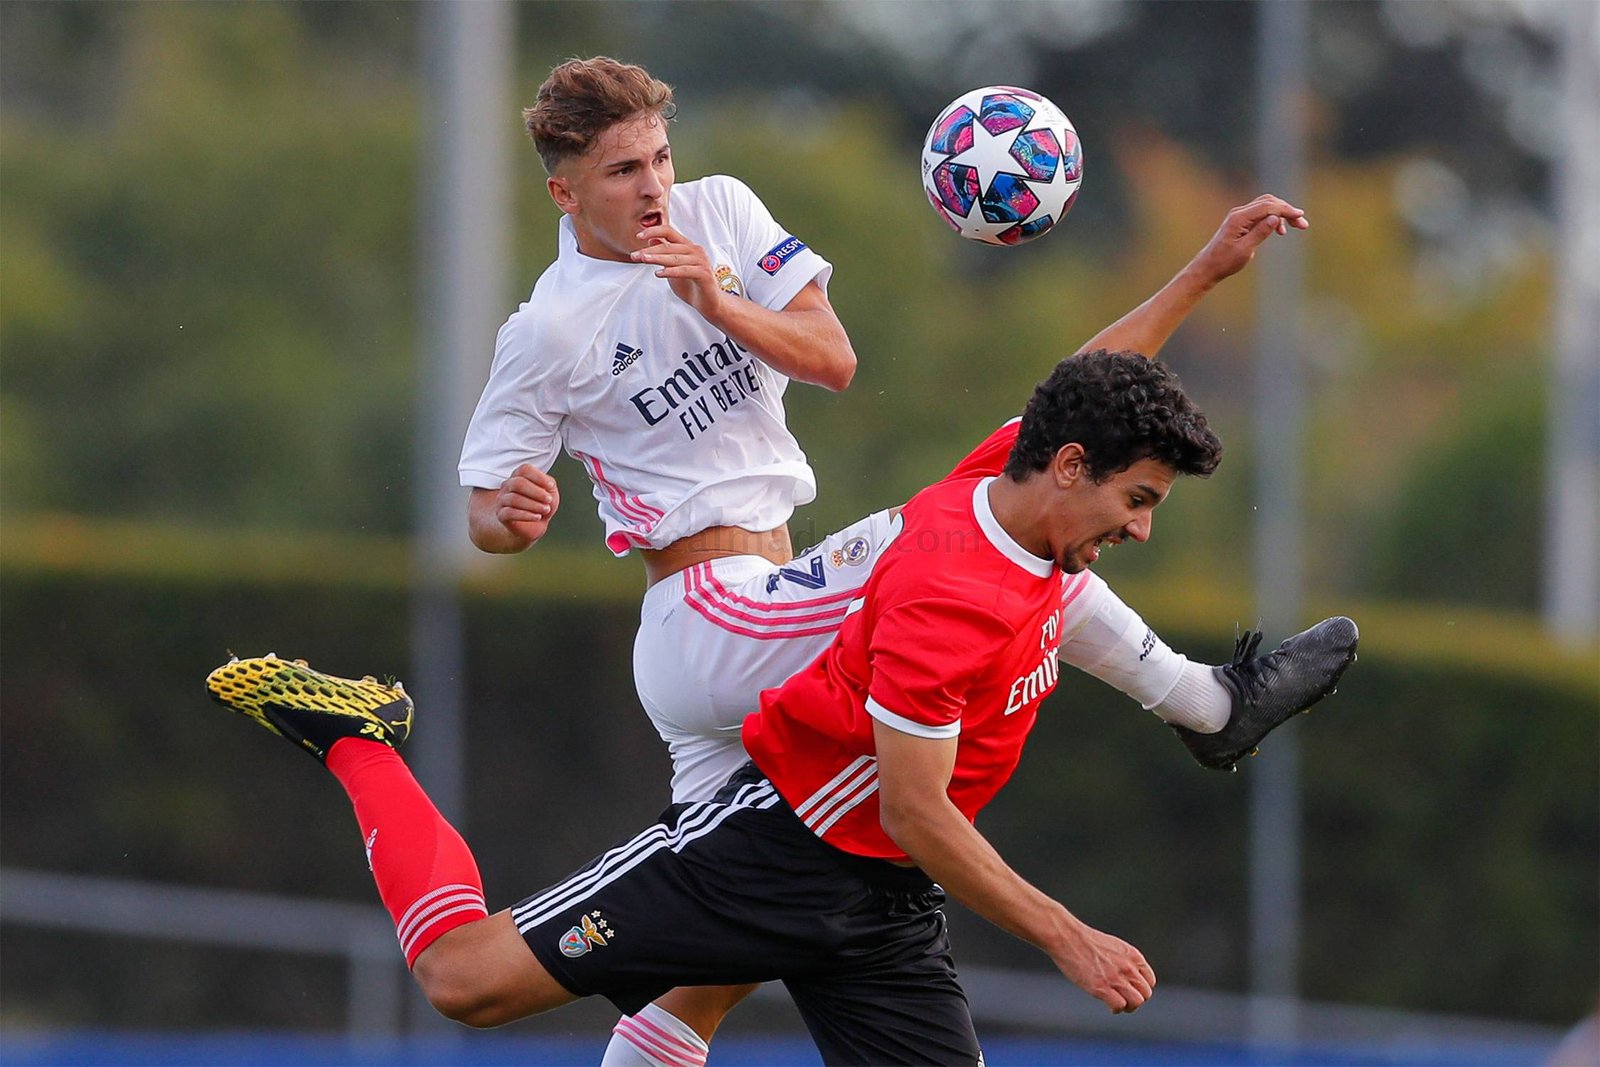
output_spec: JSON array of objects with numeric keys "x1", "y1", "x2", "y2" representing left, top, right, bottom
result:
[{"x1": 921, "y1": 86, "x2": 1083, "y2": 246}]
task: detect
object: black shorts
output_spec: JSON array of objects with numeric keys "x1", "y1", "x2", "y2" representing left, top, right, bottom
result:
[{"x1": 514, "y1": 763, "x2": 982, "y2": 1066}]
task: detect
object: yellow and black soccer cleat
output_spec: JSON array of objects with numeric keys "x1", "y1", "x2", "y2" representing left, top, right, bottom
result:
[{"x1": 206, "y1": 653, "x2": 413, "y2": 762}]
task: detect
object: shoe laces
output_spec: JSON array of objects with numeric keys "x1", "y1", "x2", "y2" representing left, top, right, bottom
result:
[{"x1": 1223, "y1": 628, "x2": 1273, "y2": 704}]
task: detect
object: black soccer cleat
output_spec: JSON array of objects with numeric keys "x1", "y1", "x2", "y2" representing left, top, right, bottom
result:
[
  {"x1": 1171, "y1": 617, "x2": 1359, "y2": 772},
  {"x1": 206, "y1": 653, "x2": 413, "y2": 762}
]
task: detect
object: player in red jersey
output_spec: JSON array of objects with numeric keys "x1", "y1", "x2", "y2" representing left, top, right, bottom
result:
[
  {"x1": 206, "y1": 351, "x2": 1357, "y2": 1065},
  {"x1": 608, "y1": 193, "x2": 1320, "y2": 1061}
]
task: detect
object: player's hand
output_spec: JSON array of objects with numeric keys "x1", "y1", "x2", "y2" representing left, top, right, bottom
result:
[
  {"x1": 1188, "y1": 193, "x2": 1308, "y2": 286},
  {"x1": 1051, "y1": 920, "x2": 1156, "y2": 1014},
  {"x1": 631, "y1": 223, "x2": 724, "y2": 321},
  {"x1": 494, "y1": 463, "x2": 559, "y2": 544}
]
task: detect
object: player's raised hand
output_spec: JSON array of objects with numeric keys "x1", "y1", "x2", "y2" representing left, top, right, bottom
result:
[
  {"x1": 1070, "y1": 193, "x2": 1309, "y2": 360},
  {"x1": 1190, "y1": 193, "x2": 1308, "y2": 285},
  {"x1": 631, "y1": 223, "x2": 723, "y2": 320},
  {"x1": 495, "y1": 463, "x2": 560, "y2": 544},
  {"x1": 1051, "y1": 918, "x2": 1156, "y2": 1014}
]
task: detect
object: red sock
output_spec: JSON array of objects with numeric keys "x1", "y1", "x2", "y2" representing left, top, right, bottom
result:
[{"x1": 325, "y1": 738, "x2": 488, "y2": 967}]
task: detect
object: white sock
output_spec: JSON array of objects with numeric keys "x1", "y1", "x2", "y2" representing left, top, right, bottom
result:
[
  {"x1": 602, "y1": 1002, "x2": 709, "y2": 1067},
  {"x1": 1058, "y1": 573, "x2": 1231, "y2": 733},
  {"x1": 1153, "y1": 659, "x2": 1231, "y2": 733}
]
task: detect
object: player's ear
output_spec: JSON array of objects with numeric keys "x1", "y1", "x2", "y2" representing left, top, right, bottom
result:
[
  {"x1": 1052, "y1": 443, "x2": 1086, "y2": 488},
  {"x1": 547, "y1": 174, "x2": 580, "y2": 215}
]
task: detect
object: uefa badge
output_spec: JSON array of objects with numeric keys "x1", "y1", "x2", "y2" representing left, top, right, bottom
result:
[{"x1": 757, "y1": 236, "x2": 805, "y2": 275}]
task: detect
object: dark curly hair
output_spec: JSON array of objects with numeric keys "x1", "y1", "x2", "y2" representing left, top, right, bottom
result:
[
  {"x1": 1003, "y1": 350, "x2": 1223, "y2": 482},
  {"x1": 524, "y1": 57, "x2": 677, "y2": 174}
]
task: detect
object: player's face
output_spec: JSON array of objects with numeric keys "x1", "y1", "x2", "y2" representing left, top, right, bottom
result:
[
  {"x1": 548, "y1": 112, "x2": 674, "y2": 263},
  {"x1": 1049, "y1": 454, "x2": 1176, "y2": 574}
]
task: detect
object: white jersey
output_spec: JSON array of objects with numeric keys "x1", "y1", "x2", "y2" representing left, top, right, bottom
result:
[{"x1": 459, "y1": 175, "x2": 833, "y2": 556}]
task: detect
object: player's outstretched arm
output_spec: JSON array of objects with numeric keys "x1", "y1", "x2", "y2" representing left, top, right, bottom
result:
[
  {"x1": 633, "y1": 223, "x2": 856, "y2": 390},
  {"x1": 468, "y1": 463, "x2": 560, "y2": 554},
  {"x1": 1073, "y1": 193, "x2": 1308, "y2": 359},
  {"x1": 871, "y1": 719, "x2": 1156, "y2": 1014}
]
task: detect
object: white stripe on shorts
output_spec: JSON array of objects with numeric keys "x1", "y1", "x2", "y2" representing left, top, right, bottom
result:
[{"x1": 511, "y1": 781, "x2": 779, "y2": 933}]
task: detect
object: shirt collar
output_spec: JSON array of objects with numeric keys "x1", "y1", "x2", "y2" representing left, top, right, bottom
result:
[{"x1": 973, "y1": 477, "x2": 1054, "y2": 578}]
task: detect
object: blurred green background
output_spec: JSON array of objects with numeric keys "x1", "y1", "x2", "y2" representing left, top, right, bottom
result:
[{"x1": 1, "y1": 0, "x2": 1595, "y2": 1055}]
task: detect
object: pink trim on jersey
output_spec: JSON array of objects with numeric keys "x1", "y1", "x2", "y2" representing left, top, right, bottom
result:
[
  {"x1": 613, "y1": 1014, "x2": 707, "y2": 1067},
  {"x1": 396, "y1": 884, "x2": 488, "y2": 962},
  {"x1": 605, "y1": 531, "x2": 647, "y2": 554},
  {"x1": 586, "y1": 453, "x2": 664, "y2": 521},
  {"x1": 683, "y1": 563, "x2": 851, "y2": 640},
  {"x1": 574, "y1": 451, "x2": 662, "y2": 540},
  {"x1": 1060, "y1": 570, "x2": 1091, "y2": 609}
]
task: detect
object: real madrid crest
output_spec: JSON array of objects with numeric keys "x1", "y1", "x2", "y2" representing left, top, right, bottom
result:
[{"x1": 714, "y1": 264, "x2": 744, "y2": 298}]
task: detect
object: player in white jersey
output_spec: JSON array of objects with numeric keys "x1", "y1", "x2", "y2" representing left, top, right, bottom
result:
[
  {"x1": 460, "y1": 55, "x2": 1311, "y2": 1067},
  {"x1": 459, "y1": 58, "x2": 880, "y2": 811}
]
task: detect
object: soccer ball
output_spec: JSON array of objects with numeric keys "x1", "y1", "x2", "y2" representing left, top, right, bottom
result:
[{"x1": 920, "y1": 86, "x2": 1083, "y2": 246}]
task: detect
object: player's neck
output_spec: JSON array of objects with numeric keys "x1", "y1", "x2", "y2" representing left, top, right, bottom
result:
[
  {"x1": 984, "y1": 476, "x2": 1053, "y2": 563},
  {"x1": 568, "y1": 217, "x2": 635, "y2": 264}
]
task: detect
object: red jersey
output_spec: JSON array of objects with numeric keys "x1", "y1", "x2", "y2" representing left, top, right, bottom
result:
[
  {"x1": 944, "y1": 417, "x2": 1020, "y2": 481},
  {"x1": 742, "y1": 461, "x2": 1094, "y2": 861}
]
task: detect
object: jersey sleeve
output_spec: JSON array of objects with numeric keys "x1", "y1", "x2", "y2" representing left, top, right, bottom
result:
[
  {"x1": 709, "y1": 175, "x2": 833, "y2": 312},
  {"x1": 942, "y1": 418, "x2": 1022, "y2": 482},
  {"x1": 457, "y1": 312, "x2": 566, "y2": 489},
  {"x1": 865, "y1": 595, "x2": 1015, "y2": 739},
  {"x1": 1058, "y1": 569, "x2": 1109, "y2": 638}
]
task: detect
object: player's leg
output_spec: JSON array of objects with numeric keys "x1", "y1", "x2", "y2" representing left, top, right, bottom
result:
[
  {"x1": 601, "y1": 984, "x2": 756, "y2": 1067},
  {"x1": 412, "y1": 911, "x2": 574, "y2": 1025},
  {"x1": 204, "y1": 656, "x2": 572, "y2": 1026},
  {"x1": 785, "y1": 978, "x2": 980, "y2": 1067},
  {"x1": 616, "y1": 512, "x2": 901, "y2": 1061},
  {"x1": 510, "y1": 764, "x2": 880, "y2": 1031},
  {"x1": 651, "y1": 983, "x2": 758, "y2": 1041},
  {"x1": 1170, "y1": 615, "x2": 1358, "y2": 771},
  {"x1": 781, "y1": 873, "x2": 981, "y2": 1067},
  {"x1": 1056, "y1": 575, "x2": 1359, "y2": 769}
]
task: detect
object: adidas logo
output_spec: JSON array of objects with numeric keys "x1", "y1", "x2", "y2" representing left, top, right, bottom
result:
[{"x1": 610, "y1": 343, "x2": 643, "y2": 377}]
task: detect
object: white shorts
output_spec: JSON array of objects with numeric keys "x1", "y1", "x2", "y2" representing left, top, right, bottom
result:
[{"x1": 633, "y1": 510, "x2": 902, "y2": 802}]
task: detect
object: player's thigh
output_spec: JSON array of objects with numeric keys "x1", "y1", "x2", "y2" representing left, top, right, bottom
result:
[
  {"x1": 782, "y1": 963, "x2": 980, "y2": 1067},
  {"x1": 510, "y1": 777, "x2": 853, "y2": 1013},
  {"x1": 782, "y1": 883, "x2": 979, "y2": 1067}
]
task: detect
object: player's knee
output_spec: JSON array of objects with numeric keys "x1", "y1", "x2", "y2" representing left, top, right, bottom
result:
[
  {"x1": 414, "y1": 955, "x2": 511, "y2": 1027},
  {"x1": 419, "y1": 964, "x2": 554, "y2": 1028},
  {"x1": 411, "y1": 916, "x2": 572, "y2": 1027}
]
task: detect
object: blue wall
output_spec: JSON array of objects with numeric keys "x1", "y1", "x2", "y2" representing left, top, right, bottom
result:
[{"x1": 0, "y1": 1031, "x2": 1558, "y2": 1067}]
